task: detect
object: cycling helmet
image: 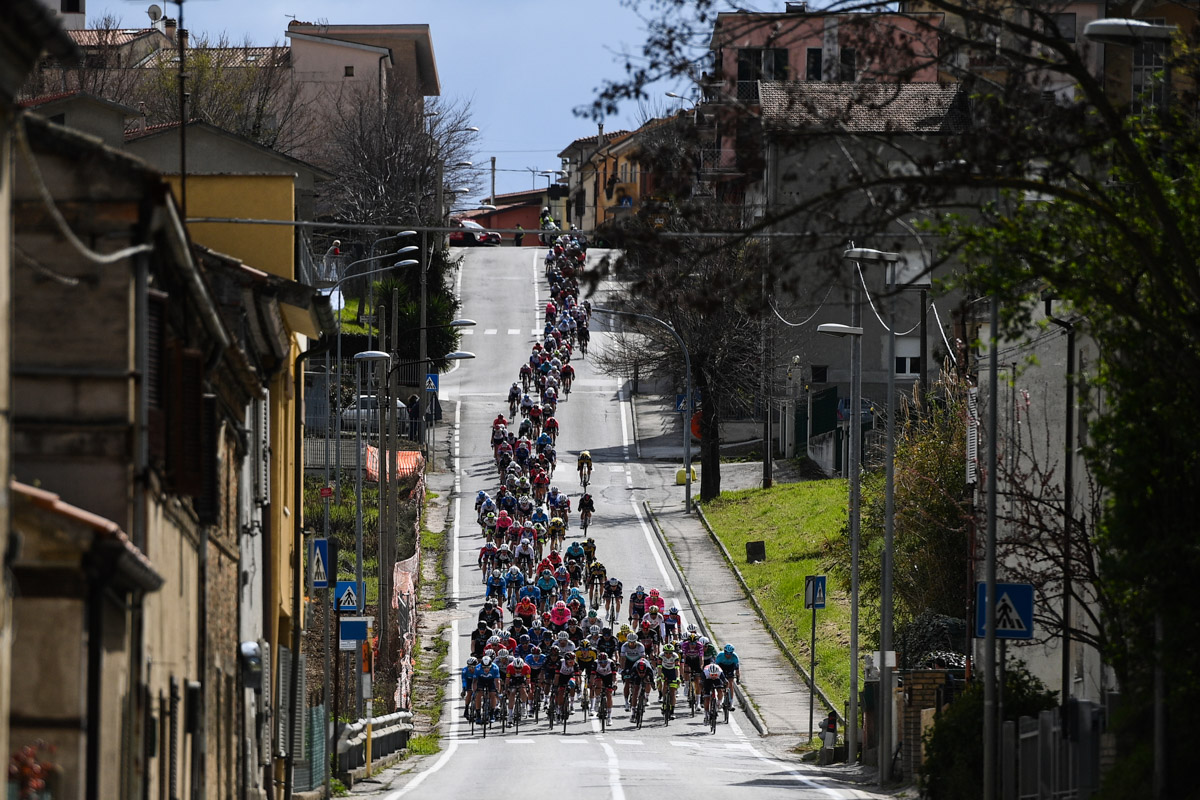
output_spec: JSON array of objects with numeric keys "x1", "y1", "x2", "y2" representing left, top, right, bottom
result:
[
  {"x1": 550, "y1": 486, "x2": 559, "y2": 494},
  {"x1": 497, "y1": 648, "x2": 509, "y2": 658},
  {"x1": 686, "y1": 623, "x2": 699, "y2": 634},
  {"x1": 663, "y1": 644, "x2": 676, "y2": 654},
  {"x1": 532, "y1": 646, "x2": 542, "y2": 655},
  {"x1": 476, "y1": 490, "x2": 487, "y2": 500},
  {"x1": 607, "y1": 577, "x2": 619, "y2": 586},
  {"x1": 724, "y1": 644, "x2": 735, "y2": 653},
  {"x1": 477, "y1": 620, "x2": 488, "y2": 629},
  {"x1": 467, "y1": 656, "x2": 478, "y2": 666},
  {"x1": 532, "y1": 619, "x2": 543, "y2": 629},
  {"x1": 669, "y1": 606, "x2": 679, "y2": 615},
  {"x1": 541, "y1": 569, "x2": 551, "y2": 577},
  {"x1": 483, "y1": 648, "x2": 495, "y2": 658},
  {"x1": 508, "y1": 566, "x2": 520, "y2": 575},
  {"x1": 687, "y1": 632, "x2": 699, "y2": 641},
  {"x1": 481, "y1": 656, "x2": 493, "y2": 666},
  {"x1": 521, "y1": 538, "x2": 531, "y2": 546},
  {"x1": 519, "y1": 634, "x2": 531, "y2": 643},
  {"x1": 488, "y1": 636, "x2": 501, "y2": 645},
  {"x1": 586, "y1": 610, "x2": 599, "y2": 619},
  {"x1": 565, "y1": 652, "x2": 576, "y2": 660},
  {"x1": 699, "y1": 637, "x2": 710, "y2": 646},
  {"x1": 555, "y1": 600, "x2": 567, "y2": 609},
  {"x1": 492, "y1": 569, "x2": 501, "y2": 577},
  {"x1": 557, "y1": 631, "x2": 569, "y2": 640},
  {"x1": 497, "y1": 510, "x2": 509, "y2": 519},
  {"x1": 601, "y1": 627, "x2": 612, "y2": 636},
  {"x1": 641, "y1": 621, "x2": 651, "y2": 630},
  {"x1": 499, "y1": 543, "x2": 511, "y2": 552},
  {"x1": 597, "y1": 651, "x2": 610, "y2": 660},
  {"x1": 636, "y1": 585, "x2": 645, "y2": 593},
  {"x1": 581, "y1": 450, "x2": 590, "y2": 458},
  {"x1": 626, "y1": 633, "x2": 638, "y2": 644},
  {"x1": 635, "y1": 658, "x2": 651, "y2": 671},
  {"x1": 590, "y1": 625, "x2": 601, "y2": 635},
  {"x1": 511, "y1": 382, "x2": 518, "y2": 388},
  {"x1": 703, "y1": 663, "x2": 723, "y2": 678},
  {"x1": 649, "y1": 588, "x2": 660, "y2": 597}
]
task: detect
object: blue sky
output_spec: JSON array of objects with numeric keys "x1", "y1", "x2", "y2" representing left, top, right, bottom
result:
[{"x1": 98, "y1": 0, "x2": 696, "y2": 195}]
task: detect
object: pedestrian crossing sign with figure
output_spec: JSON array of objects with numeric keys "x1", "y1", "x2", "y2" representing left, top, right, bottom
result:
[
  {"x1": 805, "y1": 575, "x2": 827, "y2": 610},
  {"x1": 975, "y1": 582, "x2": 1035, "y2": 640}
]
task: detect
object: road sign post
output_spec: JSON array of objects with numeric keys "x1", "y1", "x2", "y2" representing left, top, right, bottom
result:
[
  {"x1": 312, "y1": 538, "x2": 329, "y2": 589},
  {"x1": 975, "y1": 582, "x2": 1034, "y2": 640},
  {"x1": 805, "y1": 575, "x2": 828, "y2": 741}
]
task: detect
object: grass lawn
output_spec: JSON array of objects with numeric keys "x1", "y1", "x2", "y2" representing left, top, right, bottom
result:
[{"x1": 700, "y1": 479, "x2": 861, "y2": 717}]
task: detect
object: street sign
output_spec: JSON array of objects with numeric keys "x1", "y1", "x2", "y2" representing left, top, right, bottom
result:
[
  {"x1": 805, "y1": 575, "x2": 827, "y2": 610},
  {"x1": 425, "y1": 373, "x2": 439, "y2": 393},
  {"x1": 975, "y1": 582, "x2": 1035, "y2": 639},
  {"x1": 674, "y1": 391, "x2": 702, "y2": 413},
  {"x1": 340, "y1": 617, "x2": 369, "y2": 641},
  {"x1": 319, "y1": 485, "x2": 333, "y2": 499},
  {"x1": 336, "y1": 580, "x2": 363, "y2": 612},
  {"x1": 312, "y1": 539, "x2": 329, "y2": 589}
]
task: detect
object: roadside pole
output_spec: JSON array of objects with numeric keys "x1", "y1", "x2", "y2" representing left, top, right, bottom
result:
[{"x1": 805, "y1": 575, "x2": 827, "y2": 743}]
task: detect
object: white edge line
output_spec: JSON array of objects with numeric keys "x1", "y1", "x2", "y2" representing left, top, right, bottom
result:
[{"x1": 631, "y1": 499, "x2": 674, "y2": 593}]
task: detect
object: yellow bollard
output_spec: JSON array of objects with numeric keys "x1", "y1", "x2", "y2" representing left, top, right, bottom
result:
[
  {"x1": 366, "y1": 720, "x2": 372, "y2": 774},
  {"x1": 675, "y1": 466, "x2": 698, "y2": 485}
]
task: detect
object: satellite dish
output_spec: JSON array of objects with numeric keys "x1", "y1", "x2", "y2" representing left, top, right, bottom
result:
[{"x1": 147, "y1": 4, "x2": 163, "y2": 22}]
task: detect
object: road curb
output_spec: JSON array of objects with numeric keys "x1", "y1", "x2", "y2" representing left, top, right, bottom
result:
[
  {"x1": 642, "y1": 500, "x2": 770, "y2": 738},
  {"x1": 693, "y1": 504, "x2": 842, "y2": 726}
]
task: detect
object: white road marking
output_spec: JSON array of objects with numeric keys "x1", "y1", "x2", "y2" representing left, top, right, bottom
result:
[
  {"x1": 670, "y1": 741, "x2": 701, "y2": 748},
  {"x1": 507, "y1": 329, "x2": 521, "y2": 335},
  {"x1": 531, "y1": 329, "x2": 542, "y2": 336},
  {"x1": 599, "y1": 742, "x2": 628, "y2": 800},
  {"x1": 607, "y1": 465, "x2": 625, "y2": 472},
  {"x1": 461, "y1": 329, "x2": 474, "y2": 335},
  {"x1": 484, "y1": 329, "x2": 498, "y2": 335},
  {"x1": 506, "y1": 739, "x2": 536, "y2": 745},
  {"x1": 631, "y1": 499, "x2": 674, "y2": 593},
  {"x1": 613, "y1": 738, "x2": 643, "y2": 746},
  {"x1": 560, "y1": 739, "x2": 590, "y2": 745}
]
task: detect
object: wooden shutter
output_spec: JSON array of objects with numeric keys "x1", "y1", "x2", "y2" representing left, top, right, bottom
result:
[
  {"x1": 147, "y1": 291, "x2": 168, "y2": 463},
  {"x1": 166, "y1": 343, "x2": 205, "y2": 496},
  {"x1": 196, "y1": 395, "x2": 219, "y2": 525}
]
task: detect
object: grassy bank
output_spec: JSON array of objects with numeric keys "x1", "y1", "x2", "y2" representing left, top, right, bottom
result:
[{"x1": 700, "y1": 480, "x2": 859, "y2": 715}]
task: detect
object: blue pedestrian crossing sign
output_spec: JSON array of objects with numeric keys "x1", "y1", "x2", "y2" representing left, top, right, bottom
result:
[
  {"x1": 336, "y1": 580, "x2": 363, "y2": 612},
  {"x1": 975, "y1": 582, "x2": 1035, "y2": 640},
  {"x1": 805, "y1": 575, "x2": 827, "y2": 610},
  {"x1": 312, "y1": 539, "x2": 329, "y2": 589},
  {"x1": 425, "y1": 373, "x2": 438, "y2": 393}
]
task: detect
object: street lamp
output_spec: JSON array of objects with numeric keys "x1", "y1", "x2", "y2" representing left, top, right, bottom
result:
[
  {"x1": 666, "y1": 91, "x2": 699, "y2": 109},
  {"x1": 540, "y1": 170, "x2": 565, "y2": 228},
  {"x1": 843, "y1": 246, "x2": 900, "y2": 784},
  {"x1": 592, "y1": 306, "x2": 693, "y2": 512},
  {"x1": 351, "y1": 348, "x2": 390, "y2": 719},
  {"x1": 818, "y1": 321, "x2": 864, "y2": 765},
  {"x1": 367, "y1": 245, "x2": 418, "y2": 350}
]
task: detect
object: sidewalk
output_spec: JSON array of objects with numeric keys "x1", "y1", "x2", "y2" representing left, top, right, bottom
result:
[{"x1": 630, "y1": 389, "x2": 824, "y2": 747}]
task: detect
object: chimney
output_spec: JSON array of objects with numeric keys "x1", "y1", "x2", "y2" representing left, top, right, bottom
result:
[
  {"x1": 137, "y1": 101, "x2": 147, "y2": 132},
  {"x1": 785, "y1": 2, "x2": 808, "y2": 12},
  {"x1": 178, "y1": 28, "x2": 188, "y2": 49},
  {"x1": 164, "y1": 17, "x2": 176, "y2": 41}
]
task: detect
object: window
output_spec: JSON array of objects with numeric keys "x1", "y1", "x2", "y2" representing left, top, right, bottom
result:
[
  {"x1": 806, "y1": 48, "x2": 823, "y2": 81},
  {"x1": 344, "y1": 65, "x2": 355, "y2": 77},
  {"x1": 839, "y1": 47, "x2": 857, "y2": 81},
  {"x1": 895, "y1": 336, "x2": 921, "y2": 377},
  {"x1": 61, "y1": 0, "x2": 81, "y2": 12},
  {"x1": 811, "y1": 365, "x2": 828, "y2": 383},
  {"x1": 1131, "y1": 19, "x2": 1166, "y2": 110},
  {"x1": 736, "y1": 47, "x2": 789, "y2": 100},
  {"x1": 1052, "y1": 13, "x2": 1077, "y2": 42}
]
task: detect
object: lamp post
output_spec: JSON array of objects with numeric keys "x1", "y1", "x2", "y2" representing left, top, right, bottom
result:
[
  {"x1": 540, "y1": 169, "x2": 565, "y2": 229},
  {"x1": 818, "y1": 321, "x2": 863, "y2": 765},
  {"x1": 843, "y1": 246, "x2": 900, "y2": 783},
  {"x1": 324, "y1": 258, "x2": 420, "y2": 502},
  {"x1": 352, "y1": 349, "x2": 390, "y2": 719},
  {"x1": 665, "y1": 90, "x2": 699, "y2": 109},
  {"x1": 592, "y1": 307, "x2": 693, "y2": 512},
  {"x1": 365, "y1": 237, "x2": 418, "y2": 350}
]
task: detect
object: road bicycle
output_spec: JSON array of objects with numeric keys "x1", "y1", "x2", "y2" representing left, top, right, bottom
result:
[
  {"x1": 580, "y1": 510, "x2": 592, "y2": 534},
  {"x1": 631, "y1": 682, "x2": 648, "y2": 729},
  {"x1": 704, "y1": 690, "x2": 719, "y2": 734},
  {"x1": 723, "y1": 686, "x2": 733, "y2": 723},
  {"x1": 579, "y1": 465, "x2": 591, "y2": 488},
  {"x1": 661, "y1": 678, "x2": 677, "y2": 725},
  {"x1": 686, "y1": 674, "x2": 698, "y2": 717}
]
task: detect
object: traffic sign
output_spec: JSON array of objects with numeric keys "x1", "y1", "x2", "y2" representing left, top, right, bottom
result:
[
  {"x1": 336, "y1": 580, "x2": 363, "y2": 612},
  {"x1": 674, "y1": 391, "x2": 702, "y2": 413},
  {"x1": 805, "y1": 575, "x2": 827, "y2": 610},
  {"x1": 319, "y1": 486, "x2": 333, "y2": 499},
  {"x1": 975, "y1": 582, "x2": 1034, "y2": 639},
  {"x1": 340, "y1": 617, "x2": 369, "y2": 641},
  {"x1": 425, "y1": 373, "x2": 439, "y2": 393},
  {"x1": 312, "y1": 539, "x2": 329, "y2": 589}
]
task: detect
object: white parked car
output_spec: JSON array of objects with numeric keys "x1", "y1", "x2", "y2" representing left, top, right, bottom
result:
[{"x1": 340, "y1": 395, "x2": 406, "y2": 431}]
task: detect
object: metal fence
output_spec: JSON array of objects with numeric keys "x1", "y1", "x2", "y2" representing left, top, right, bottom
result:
[
  {"x1": 292, "y1": 704, "x2": 327, "y2": 793},
  {"x1": 1003, "y1": 701, "x2": 1104, "y2": 800},
  {"x1": 335, "y1": 711, "x2": 415, "y2": 779}
]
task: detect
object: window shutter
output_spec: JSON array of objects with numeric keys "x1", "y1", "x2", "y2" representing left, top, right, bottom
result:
[
  {"x1": 167, "y1": 344, "x2": 205, "y2": 495},
  {"x1": 275, "y1": 646, "x2": 291, "y2": 757},
  {"x1": 147, "y1": 290, "x2": 168, "y2": 463},
  {"x1": 257, "y1": 641, "x2": 272, "y2": 765},
  {"x1": 255, "y1": 392, "x2": 271, "y2": 505},
  {"x1": 196, "y1": 395, "x2": 219, "y2": 525},
  {"x1": 292, "y1": 654, "x2": 306, "y2": 758}
]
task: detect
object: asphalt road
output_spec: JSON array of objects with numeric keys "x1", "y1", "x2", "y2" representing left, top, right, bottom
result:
[{"x1": 370, "y1": 245, "x2": 881, "y2": 799}]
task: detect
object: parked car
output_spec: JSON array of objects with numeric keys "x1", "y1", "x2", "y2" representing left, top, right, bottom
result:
[
  {"x1": 449, "y1": 218, "x2": 499, "y2": 246},
  {"x1": 837, "y1": 397, "x2": 876, "y2": 425},
  {"x1": 341, "y1": 395, "x2": 406, "y2": 431}
]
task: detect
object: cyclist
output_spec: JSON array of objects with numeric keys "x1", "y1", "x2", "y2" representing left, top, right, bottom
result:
[
  {"x1": 461, "y1": 656, "x2": 479, "y2": 702},
  {"x1": 627, "y1": 658, "x2": 656, "y2": 719},
  {"x1": 473, "y1": 655, "x2": 502, "y2": 722},
  {"x1": 701, "y1": 661, "x2": 728, "y2": 720},
  {"x1": 592, "y1": 651, "x2": 617, "y2": 715},
  {"x1": 659, "y1": 644, "x2": 681, "y2": 718},
  {"x1": 715, "y1": 643, "x2": 741, "y2": 688},
  {"x1": 477, "y1": 493, "x2": 497, "y2": 524},
  {"x1": 535, "y1": 570, "x2": 559, "y2": 611},
  {"x1": 642, "y1": 606, "x2": 668, "y2": 648},
  {"x1": 514, "y1": 538, "x2": 537, "y2": 573},
  {"x1": 504, "y1": 566, "x2": 525, "y2": 606},
  {"x1": 495, "y1": 543, "x2": 514, "y2": 572},
  {"x1": 582, "y1": 537, "x2": 597, "y2": 564},
  {"x1": 575, "y1": 638, "x2": 598, "y2": 708},
  {"x1": 478, "y1": 599, "x2": 503, "y2": 629},
  {"x1": 577, "y1": 450, "x2": 593, "y2": 485},
  {"x1": 543, "y1": 414, "x2": 560, "y2": 443},
  {"x1": 507, "y1": 382, "x2": 521, "y2": 416},
  {"x1": 565, "y1": 558, "x2": 585, "y2": 590},
  {"x1": 680, "y1": 628, "x2": 705, "y2": 699},
  {"x1": 628, "y1": 585, "x2": 648, "y2": 626},
  {"x1": 477, "y1": 539, "x2": 498, "y2": 574},
  {"x1": 470, "y1": 621, "x2": 493, "y2": 660},
  {"x1": 578, "y1": 492, "x2": 595, "y2": 530},
  {"x1": 595, "y1": 626, "x2": 620, "y2": 657},
  {"x1": 663, "y1": 605, "x2": 682, "y2": 642},
  {"x1": 506, "y1": 651, "x2": 533, "y2": 722},
  {"x1": 561, "y1": 361, "x2": 575, "y2": 395},
  {"x1": 485, "y1": 569, "x2": 506, "y2": 602},
  {"x1": 619, "y1": 633, "x2": 647, "y2": 711},
  {"x1": 645, "y1": 588, "x2": 665, "y2": 615},
  {"x1": 700, "y1": 636, "x2": 719, "y2": 666},
  {"x1": 492, "y1": 412, "x2": 508, "y2": 431},
  {"x1": 549, "y1": 600, "x2": 572, "y2": 631},
  {"x1": 564, "y1": 539, "x2": 586, "y2": 565},
  {"x1": 603, "y1": 577, "x2": 624, "y2": 621},
  {"x1": 547, "y1": 516, "x2": 566, "y2": 550},
  {"x1": 587, "y1": 560, "x2": 607, "y2": 605},
  {"x1": 530, "y1": 504, "x2": 550, "y2": 529}
]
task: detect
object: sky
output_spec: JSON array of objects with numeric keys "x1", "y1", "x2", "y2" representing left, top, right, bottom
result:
[{"x1": 94, "y1": 0, "x2": 696, "y2": 197}]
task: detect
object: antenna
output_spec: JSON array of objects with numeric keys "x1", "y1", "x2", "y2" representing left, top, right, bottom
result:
[{"x1": 147, "y1": 3, "x2": 163, "y2": 21}]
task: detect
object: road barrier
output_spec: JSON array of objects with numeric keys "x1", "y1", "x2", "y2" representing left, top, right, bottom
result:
[{"x1": 335, "y1": 710, "x2": 415, "y2": 782}]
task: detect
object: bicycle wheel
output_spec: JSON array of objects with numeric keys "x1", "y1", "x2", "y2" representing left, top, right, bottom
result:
[
  {"x1": 687, "y1": 682, "x2": 697, "y2": 717},
  {"x1": 724, "y1": 694, "x2": 732, "y2": 724},
  {"x1": 562, "y1": 699, "x2": 570, "y2": 734},
  {"x1": 635, "y1": 690, "x2": 646, "y2": 730},
  {"x1": 599, "y1": 702, "x2": 607, "y2": 733}
]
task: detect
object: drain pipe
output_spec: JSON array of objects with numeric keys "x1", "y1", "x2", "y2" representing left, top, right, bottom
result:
[{"x1": 284, "y1": 338, "x2": 330, "y2": 800}]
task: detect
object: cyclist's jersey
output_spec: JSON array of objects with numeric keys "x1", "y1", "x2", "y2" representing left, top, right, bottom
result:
[
  {"x1": 515, "y1": 599, "x2": 538, "y2": 619},
  {"x1": 495, "y1": 550, "x2": 513, "y2": 569},
  {"x1": 478, "y1": 545, "x2": 497, "y2": 562},
  {"x1": 461, "y1": 665, "x2": 476, "y2": 690},
  {"x1": 660, "y1": 651, "x2": 680, "y2": 671},
  {"x1": 701, "y1": 664, "x2": 726, "y2": 689},
  {"x1": 578, "y1": 497, "x2": 595, "y2": 513},
  {"x1": 525, "y1": 653, "x2": 548, "y2": 673},
  {"x1": 645, "y1": 595, "x2": 665, "y2": 614},
  {"x1": 548, "y1": 517, "x2": 565, "y2": 533},
  {"x1": 703, "y1": 643, "x2": 718, "y2": 664},
  {"x1": 575, "y1": 646, "x2": 598, "y2": 667},
  {"x1": 474, "y1": 663, "x2": 501, "y2": 686},
  {"x1": 531, "y1": 509, "x2": 549, "y2": 526},
  {"x1": 629, "y1": 591, "x2": 648, "y2": 615},
  {"x1": 582, "y1": 541, "x2": 597, "y2": 561},
  {"x1": 480, "y1": 499, "x2": 497, "y2": 516},
  {"x1": 556, "y1": 658, "x2": 577, "y2": 676},
  {"x1": 518, "y1": 584, "x2": 541, "y2": 603},
  {"x1": 504, "y1": 570, "x2": 524, "y2": 588},
  {"x1": 627, "y1": 666, "x2": 654, "y2": 685},
  {"x1": 641, "y1": 613, "x2": 667, "y2": 641},
  {"x1": 664, "y1": 611, "x2": 681, "y2": 631},
  {"x1": 679, "y1": 639, "x2": 705, "y2": 659},
  {"x1": 596, "y1": 635, "x2": 619, "y2": 656},
  {"x1": 603, "y1": 580, "x2": 623, "y2": 598},
  {"x1": 549, "y1": 607, "x2": 572, "y2": 627},
  {"x1": 565, "y1": 544, "x2": 585, "y2": 562},
  {"x1": 507, "y1": 661, "x2": 532, "y2": 680},
  {"x1": 514, "y1": 544, "x2": 537, "y2": 562},
  {"x1": 715, "y1": 652, "x2": 740, "y2": 674},
  {"x1": 619, "y1": 642, "x2": 646, "y2": 666},
  {"x1": 536, "y1": 577, "x2": 558, "y2": 595},
  {"x1": 589, "y1": 563, "x2": 607, "y2": 583},
  {"x1": 485, "y1": 576, "x2": 506, "y2": 596},
  {"x1": 593, "y1": 658, "x2": 616, "y2": 677}
]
